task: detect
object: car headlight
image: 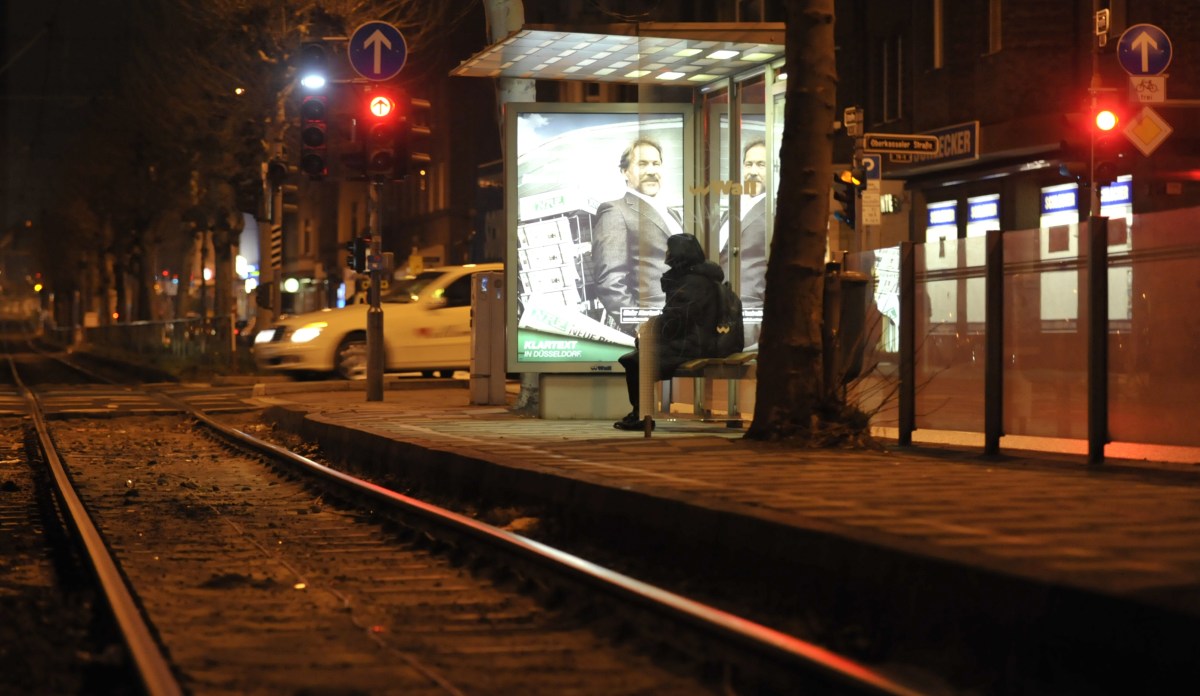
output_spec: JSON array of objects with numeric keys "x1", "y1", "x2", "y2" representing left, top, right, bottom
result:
[
  {"x1": 254, "y1": 328, "x2": 276, "y2": 344},
  {"x1": 290, "y1": 322, "x2": 327, "y2": 343}
]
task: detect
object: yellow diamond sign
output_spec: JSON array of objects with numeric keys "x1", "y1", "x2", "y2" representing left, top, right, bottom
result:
[{"x1": 1124, "y1": 106, "x2": 1173, "y2": 156}]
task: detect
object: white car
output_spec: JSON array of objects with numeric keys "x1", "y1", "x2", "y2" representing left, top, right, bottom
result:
[{"x1": 254, "y1": 263, "x2": 502, "y2": 379}]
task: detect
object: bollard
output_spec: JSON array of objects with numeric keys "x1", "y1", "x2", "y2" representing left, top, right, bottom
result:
[{"x1": 637, "y1": 320, "x2": 657, "y2": 438}]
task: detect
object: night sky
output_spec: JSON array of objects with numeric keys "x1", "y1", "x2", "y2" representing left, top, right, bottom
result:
[{"x1": 1, "y1": 0, "x2": 129, "y2": 234}]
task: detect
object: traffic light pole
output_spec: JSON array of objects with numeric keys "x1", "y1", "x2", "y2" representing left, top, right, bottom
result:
[
  {"x1": 1088, "y1": 0, "x2": 1103, "y2": 219},
  {"x1": 853, "y1": 137, "x2": 865, "y2": 251},
  {"x1": 366, "y1": 179, "x2": 384, "y2": 401},
  {"x1": 1088, "y1": 68, "x2": 1101, "y2": 218}
]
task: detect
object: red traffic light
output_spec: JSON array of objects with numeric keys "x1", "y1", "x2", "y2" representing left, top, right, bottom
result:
[
  {"x1": 1095, "y1": 109, "x2": 1119, "y2": 132},
  {"x1": 361, "y1": 88, "x2": 408, "y2": 178},
  {"x1": 368, "y1": 94, "x2": 395, "y2": 118},
  {"x1": 1091, "y1": 106, "x2": 1130, "y2": 187}
]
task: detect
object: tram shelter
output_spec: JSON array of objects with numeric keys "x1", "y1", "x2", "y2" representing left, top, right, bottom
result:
[{"x1": 453, "y1": 23, "x2": 786, "y2": 418}]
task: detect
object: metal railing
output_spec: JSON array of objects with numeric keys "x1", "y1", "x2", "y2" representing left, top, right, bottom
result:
[
  {"x1": 847, "y1": 205, "x2": 1200, "y2": 463},
  {"x1": 46, "y1": 317, "x2": 246, "y2": 375}
]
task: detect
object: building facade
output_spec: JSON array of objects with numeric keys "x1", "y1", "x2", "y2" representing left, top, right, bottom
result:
[{"x1": 836, "y1": 0, "x2": 1200, "y2": 250}]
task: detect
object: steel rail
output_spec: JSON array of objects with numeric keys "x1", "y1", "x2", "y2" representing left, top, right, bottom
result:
[
  {"x1": 41, "y1": 345, "x2": 921, "y2": 695},
  {"x1": 8, "y1": 357, "x2": 184, "y2": 696},
  {"x1": 183, "y1": 400, "x2": 923, "y2": 696}
]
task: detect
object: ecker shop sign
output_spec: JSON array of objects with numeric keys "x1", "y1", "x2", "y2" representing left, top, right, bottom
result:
[{"x1": 887, "y1": 122, "x2": 979, "y2": 169}]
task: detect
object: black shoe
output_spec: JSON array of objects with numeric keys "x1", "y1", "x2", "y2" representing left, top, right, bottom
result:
[{"x1": 613, "y1": 414, "x2": 653, "y2": 431}]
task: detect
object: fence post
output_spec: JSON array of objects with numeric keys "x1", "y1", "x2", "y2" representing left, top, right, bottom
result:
[
  {"x1": 822, "y1": 262, "x2": 843, "y2": 398},
  {"x1": 898, "y1": 241, "x2": 915, "y2": 446},
  {"x1": 638, "y1": 321, "x2": 657, "y2": 437},
  {"x1": 1088, "y1": 216, "x2": 1109, "y2": 464},
  {"x1": 984, "y1": 230, "x2": 1004, "y2": 455}
]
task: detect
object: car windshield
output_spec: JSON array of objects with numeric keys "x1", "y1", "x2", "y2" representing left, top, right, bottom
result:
[{"x1": 382, "y1": 270, "x2": 446, "y2": 303}]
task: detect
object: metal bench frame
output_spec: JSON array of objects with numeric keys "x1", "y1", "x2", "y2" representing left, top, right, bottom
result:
[{"x1": 656, "y1": 351, "x2": 757, "y2": 426}]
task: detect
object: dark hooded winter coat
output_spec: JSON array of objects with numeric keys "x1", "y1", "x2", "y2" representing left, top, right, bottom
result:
[{"x1": 652, "y1": 233, "x2": 723, "y2": 368}]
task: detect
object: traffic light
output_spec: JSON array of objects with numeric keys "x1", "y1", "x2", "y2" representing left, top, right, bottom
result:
[
  {"x1": 832, "y1": 168, "x2": 862, "y2": 228},
  {"x1": 255, "y1": 281, "x2": 274, "y2": 309},
  {"x1": 1092, "y1": 104, "x2": 1129, "y2": 188},
  {"x1": 345, "y1": 235, "x2": 371, "y2": 272},
  {"x1": 1058, "y1": 114, "x2": 1089, "y2": 184},
  {"x1": 297, "y1": 41, "x2": 327, "y2": 90},
  {"x1": 298, "y1": 42, "x2": 328, "y2": 179},
  {"x1": 391, "y1": 99, "x2": 414, "y2": 181},
  {"x1": 300, "y1": 95, "x2": 328, "y2": 178},
  {"x1": 362, "y1": 88, "x2": 402, "y2": 179},
  {"x1": 395, "y1": 96, "x2": 431, "y2": 181},
  {"x1": 345, "y1": 237, "x2": 362, "y2": 272},
  {"x1": 265, "y1": 159, "x2": 288, "y2": 189}
]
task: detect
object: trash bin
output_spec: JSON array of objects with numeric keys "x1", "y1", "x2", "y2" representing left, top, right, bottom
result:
[
  {"x1": 470, "y1": 271, "x2": 506, "y2": 405},
  {"x1": 822, "y1": 263, "x2": 870, "y2": 388},
  {"x1": 839, "y1": 270, "x2": 869, "y2": 384}
]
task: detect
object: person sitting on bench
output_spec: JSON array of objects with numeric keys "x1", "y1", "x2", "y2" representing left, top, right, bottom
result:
[{"x1": 614, "y1": 233, "x2": 723, "y2": 430}]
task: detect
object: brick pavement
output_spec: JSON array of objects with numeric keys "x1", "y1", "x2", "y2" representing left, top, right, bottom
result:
[{"x1": 250, "y1": 379, "x2": 1200, "y2": 691}]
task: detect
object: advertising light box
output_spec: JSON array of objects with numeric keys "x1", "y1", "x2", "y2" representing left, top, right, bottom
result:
[{"x1": 506, "y1": 103, "x2": 693, "y2": 373}]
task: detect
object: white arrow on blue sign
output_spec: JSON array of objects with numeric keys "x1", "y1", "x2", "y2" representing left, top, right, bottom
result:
[
  {"x1": 1117, "y1": 23, "x2": 1172, "y2": 76},
  {"x1": 348, "y1": 21, "x2": 408, "y2": 81}
]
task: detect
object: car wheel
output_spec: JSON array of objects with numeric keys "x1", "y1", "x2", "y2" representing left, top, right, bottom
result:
[{"x1": 335, "y1": 335, "x2": 368, "y2": 380}]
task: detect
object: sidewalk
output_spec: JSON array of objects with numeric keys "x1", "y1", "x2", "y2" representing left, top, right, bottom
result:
[{"x1": 248, "y1": 378, "x2": 1200, "y2": 692}]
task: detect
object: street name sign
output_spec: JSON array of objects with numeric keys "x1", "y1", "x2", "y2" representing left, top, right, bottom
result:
[
  {"x1": 863, "y1": 133, "x2": 940, "y2": 156},
  {"x1": 348, "y1": 21, "x2": 408, "y2": 81},
  {"x1": 1117, "y1": 24, "x2": 1172, "y2": 76},
  {"x1": 886, "y1": 121, "x2": 978, "y2": 169}
]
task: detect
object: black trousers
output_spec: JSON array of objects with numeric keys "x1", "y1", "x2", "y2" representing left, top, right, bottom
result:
[{"x1": 618, "y1": 350, "x2": 681, "y2": 415}]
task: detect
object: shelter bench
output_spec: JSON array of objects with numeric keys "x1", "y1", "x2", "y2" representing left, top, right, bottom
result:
[{"x1": 657, "y1": 351, "x2": 757, "y2": 426}]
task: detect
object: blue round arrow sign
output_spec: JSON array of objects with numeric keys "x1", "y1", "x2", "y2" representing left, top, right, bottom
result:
[
  {"x1": 1117, "y1": 23, "x2": 1172, "y2": 76},
  {"x1": 348, "y1": 21, "x2": 407, "y2": 81}
]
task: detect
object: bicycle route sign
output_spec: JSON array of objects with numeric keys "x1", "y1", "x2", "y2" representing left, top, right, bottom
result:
[{"x1": 1131, "y1": 75, "x2": 1165, "y2": 103}]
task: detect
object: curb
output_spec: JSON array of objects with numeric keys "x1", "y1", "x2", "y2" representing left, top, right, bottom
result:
[{"x1": 263, "y1": 403, "x2": 1200, "y2": 692}]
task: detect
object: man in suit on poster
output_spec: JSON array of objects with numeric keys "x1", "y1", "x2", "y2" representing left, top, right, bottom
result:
[
  {"x1": 591, "y1": 137, "x2": 684, "y2": 334},
  {"x1": 721, "y1": 139, "x2": 770, "y2": 345}
]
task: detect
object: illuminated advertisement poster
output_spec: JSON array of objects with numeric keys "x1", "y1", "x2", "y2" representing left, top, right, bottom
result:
[{"x1": 506, "y1": 104, "x2": 691, "y2": 372}]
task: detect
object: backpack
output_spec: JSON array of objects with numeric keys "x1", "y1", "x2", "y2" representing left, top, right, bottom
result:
[{"x1": 714, "y1": 280, "x2": 745, "y2": 357}]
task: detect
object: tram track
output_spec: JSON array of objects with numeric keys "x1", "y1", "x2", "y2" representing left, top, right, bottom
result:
[{"x1": 6, "y1": 346, "x2": 921, "y2": 695}]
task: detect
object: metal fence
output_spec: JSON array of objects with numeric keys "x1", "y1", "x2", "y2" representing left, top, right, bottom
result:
[
  {"x1": 47, "y1": 317, "x2": 243, "y2": 373},
  {"x1": 847, "y1": 206, "x2": 1200, "y2": 463}
]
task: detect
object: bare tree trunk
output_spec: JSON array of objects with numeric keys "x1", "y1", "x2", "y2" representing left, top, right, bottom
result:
[
  {"x1": 114, "y1": 255, "x2": 129, "y2": 323},
  {"x1": 200, "y1": 228, "x2": 210, "y2": 320},
  {"x1": 132, "y1": 223, "x2": 153, "y2": 321},
  {"x1": 176, "y1": 232, "x2": 199, "y2": 320},
  {"x1": 746, "y1": 0, "x2": 838, "y2": 441},
  {"x1": 212, "y1": 210, "x2": 238, "y2": 320},
  {"x1": 213, "y1": 208, "x2": 242, "y2": 366}
]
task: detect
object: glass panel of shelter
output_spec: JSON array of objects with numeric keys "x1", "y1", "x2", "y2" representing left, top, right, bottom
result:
[{"x1": 699, "y1": 66, "x2": 781, "y2": 350}]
